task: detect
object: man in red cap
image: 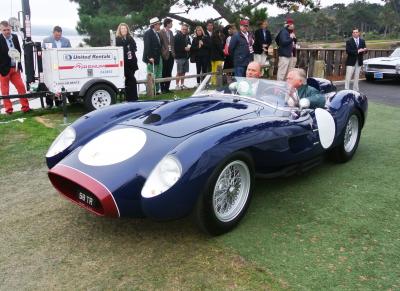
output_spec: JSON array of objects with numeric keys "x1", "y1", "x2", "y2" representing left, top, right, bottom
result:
[
  {"x1": 0, "y1": 20, "x2": 31, "y2": 114},
  {"x1": 275, "y1": 18, "x2": 297, "y2": 81},
  {"x1": 229, "y1": 19, "x2": 254, "y2": 77}
]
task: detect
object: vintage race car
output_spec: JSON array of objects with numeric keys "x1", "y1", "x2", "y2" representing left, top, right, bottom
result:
[
  {"x1": 46, "y1": 76, "x2": 368, "y2": 235},
  {"x1": 363, "y1": 47, "x2": 400, "y2": 81}
]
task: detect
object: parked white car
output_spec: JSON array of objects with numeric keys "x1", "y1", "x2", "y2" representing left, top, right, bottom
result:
[{"x1": 363, "y1": 48, "x2": 400, "y2": 82}]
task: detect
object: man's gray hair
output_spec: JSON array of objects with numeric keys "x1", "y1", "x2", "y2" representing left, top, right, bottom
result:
[{"x1": 290, "y1": 68, "x2": 307, "y2": 84}]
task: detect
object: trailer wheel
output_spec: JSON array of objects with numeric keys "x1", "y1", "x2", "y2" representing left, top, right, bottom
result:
[{"x1": 84, "y1": 84, "x2": 116, "y2": 111}]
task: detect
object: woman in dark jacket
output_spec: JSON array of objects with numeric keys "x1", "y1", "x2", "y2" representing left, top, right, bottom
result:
[
  {"x1": 190, "y1": 26, "x2": 211, "y2": 85},
  {"x1": 116, "y1": 23, "x2": 138, "y2": 101}
]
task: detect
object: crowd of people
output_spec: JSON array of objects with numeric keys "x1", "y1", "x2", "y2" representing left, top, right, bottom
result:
[
  {"x1": 0, "y1": 15, "x2": 368, "y2": 113},
  {"x1": 128, "y1": 17, "x2": 300, "y2": 98}
]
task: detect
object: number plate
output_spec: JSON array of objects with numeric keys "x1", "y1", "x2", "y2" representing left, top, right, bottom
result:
[
  {"x1": 374, "y1": 72, "x2": 383, "y2": 79},
  {"x1": 77, "y1": 191, "x2": 99, "y2": 208}
]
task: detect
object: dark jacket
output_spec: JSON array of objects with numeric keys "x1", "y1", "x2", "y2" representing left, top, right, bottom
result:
[
  {"x1": 142, "y1": 28, "x2": 162, "y2": 65},
  {"x1": 174, "y1": 31, "x2": 191, "y2": 59},
  {"x1": 345, "y1": 37, "x2": 366, "y2": 66},
  {"x1": 0, "y1": 33, "x2": 23, "y2": 77},
  {"x1": 116, "y1": 35, "x2": 138, "y2": 72},
  {"x1": 190, "y1": 35, "x2": 211, "y2": 61},
  {"x1": 210, "y1": 33, "x2": 225, "y2": 61},
  {"x1": 276, "y1": 28, "x2": 294, "y2": 58},
  {"x1": 253, "y1": 28, "x2": 272, "y2": 54},
  {"x1": 228, "y1": 31, "x2": 254, "y2": 68}
]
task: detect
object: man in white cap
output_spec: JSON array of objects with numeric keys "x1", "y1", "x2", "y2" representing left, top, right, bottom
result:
[{"x1": 142, "y1": 17, "x2": 162, "y2": 94}]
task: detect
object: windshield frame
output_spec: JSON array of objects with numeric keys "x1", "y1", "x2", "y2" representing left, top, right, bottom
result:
[
  {"x1": 192, "y1": 75, "x2": 299, "y2": 112},
  {"x1": 390, "y1": 48, "x2": 400, "y2": 58}
]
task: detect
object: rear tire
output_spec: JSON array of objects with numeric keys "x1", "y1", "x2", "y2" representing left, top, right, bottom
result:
[
  {"x1": 194, "y1": 152, "x2": 254, "y2": 235},
  {"x1": 329, "y1": 110, "x2": 362, "y2": 163},
  {"x1": 84, "y1": 84, "x2": 116, "y2": 111}
]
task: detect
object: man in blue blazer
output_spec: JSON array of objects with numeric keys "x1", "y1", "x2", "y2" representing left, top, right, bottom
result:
[
  {"x1": 229, "y1": 19, "x2": 254, "y2": 77},
  {"x1": 42, "y1": 26, "x2": 71, "y2": 49},
  {"x1": 345, "y1": 28, "x2": 367, "y2": 92}
]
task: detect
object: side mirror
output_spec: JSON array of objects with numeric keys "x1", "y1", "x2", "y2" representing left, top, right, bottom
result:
[{"x1": 299, "y1": 98, "x2": 310, "y2": 109}]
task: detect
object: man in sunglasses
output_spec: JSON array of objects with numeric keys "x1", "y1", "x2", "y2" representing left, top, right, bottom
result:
[{"x1": 0, "y1": 20, "x2": 31, "y2": 114}]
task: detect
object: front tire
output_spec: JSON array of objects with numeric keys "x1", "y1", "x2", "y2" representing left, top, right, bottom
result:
[
  {"x1": 84, "y1": 84, "x2": 116, "y2": 111},
  {"x1": 329, "y1": 110, "x2": 362, "y2": 163},
  {"x1": 194, "y1": 152, "x2": 254, "y2": 235}
]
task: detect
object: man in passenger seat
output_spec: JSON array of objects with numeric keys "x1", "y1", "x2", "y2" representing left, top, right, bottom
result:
[{"x1": 286, "y1": 68, "x2": 326, "y2": 109}]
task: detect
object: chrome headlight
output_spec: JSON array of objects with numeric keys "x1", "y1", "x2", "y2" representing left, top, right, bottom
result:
[
  {"x1": 141, "y1": 155, "x2": 182, "y2": 198},
  {"x1": 396, "y1": 64, "x2": 400, "y2": 71},
  {"x1": 46, "y1": 126, "x2": 76, "y2": 157}
]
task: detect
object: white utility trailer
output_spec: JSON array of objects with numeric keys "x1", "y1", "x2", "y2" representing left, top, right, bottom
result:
[{"x1": 42, "y1": 47, "x2": 125, "y2": 110}]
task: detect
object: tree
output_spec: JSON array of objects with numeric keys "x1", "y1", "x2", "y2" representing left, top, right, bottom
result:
[{"x1": 70, "y1": 0, "x2": 319, "y2": 46}]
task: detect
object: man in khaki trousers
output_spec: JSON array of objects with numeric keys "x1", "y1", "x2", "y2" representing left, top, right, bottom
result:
[
  {"x1": 345, "y1": 28, "x2": 367, "y2": 92},
  {"x1": 276, "y1": 19, "x2": 297, "y2": 81}
]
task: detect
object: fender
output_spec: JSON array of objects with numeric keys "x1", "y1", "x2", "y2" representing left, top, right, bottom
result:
[
  {"x1": 144, "y1": 115, "x2": 302, "y2": 219},
  {"x1": 46, "y1": 101, "x2": 164, "y2": 169}
]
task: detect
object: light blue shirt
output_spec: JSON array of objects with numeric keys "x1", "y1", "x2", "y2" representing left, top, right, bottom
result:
[
  {"x1": 55, "y1": 39, "x2": 62, "y2": 48},
  {"x1": 5, "y1": 35, "x2": 16, "y2": 66}
]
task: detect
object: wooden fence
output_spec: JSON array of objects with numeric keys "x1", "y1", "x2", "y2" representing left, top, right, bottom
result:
[
  {"x1": 136, "y1": 48, "x2": 394, "y2": 96},
  {"x1": 277, "y1": 48, "x2": 394, "y2": 78}
]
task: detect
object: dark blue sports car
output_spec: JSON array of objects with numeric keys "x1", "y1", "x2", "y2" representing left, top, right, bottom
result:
[{"x1": 46, "y1": 76, "x2": 368, "y2": 235}]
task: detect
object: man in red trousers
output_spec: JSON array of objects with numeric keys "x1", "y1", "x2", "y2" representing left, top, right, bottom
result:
[{"x1": 0, "y1": 20, "x2": 31, "y2": 114}]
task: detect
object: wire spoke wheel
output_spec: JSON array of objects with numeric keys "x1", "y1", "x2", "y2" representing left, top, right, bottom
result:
[
  {"x1": 212, "y1": 160, "x2": 251, "y2": 222},
  {"x1": 344, "y1": 115, "x2": 359, "y2": 153}
]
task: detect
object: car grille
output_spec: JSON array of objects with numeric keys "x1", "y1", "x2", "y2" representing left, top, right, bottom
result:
[
  {"x1": 49, "y1": 172, "x2": 105, "y2": 215},
  {"x1": 368, "y1": 64, "x2": 396, "y2": 70}
]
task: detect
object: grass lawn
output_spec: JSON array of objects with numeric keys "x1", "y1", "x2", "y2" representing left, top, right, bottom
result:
[{"x1": 0, "y1": 97, "x2": 399, "y2": 290}]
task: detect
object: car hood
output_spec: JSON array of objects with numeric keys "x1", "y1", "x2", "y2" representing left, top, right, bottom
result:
[
  {"x1": 365, "y1": 56, "x2": 400, "y2": 65},
  {"x1": 119, "y1": 96, "x2": 260, "y2": 138}
]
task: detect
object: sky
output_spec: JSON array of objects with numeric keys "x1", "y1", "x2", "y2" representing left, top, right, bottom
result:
[{"x1": 0, "y1": 0, "x2": 384, "y2": 30}]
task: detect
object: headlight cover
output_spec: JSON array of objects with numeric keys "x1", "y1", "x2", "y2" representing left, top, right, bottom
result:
[
  {"x1": 78, "y1": 128, "x2": 146, "y2": 166},
  {"x1": 141, "y1": 155, "x2": 182, "y2": 198},
  {"x1": 46, "y1": 126, "x2": 76, "y2": 157}
]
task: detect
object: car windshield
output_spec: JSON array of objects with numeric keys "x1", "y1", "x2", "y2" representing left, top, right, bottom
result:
[
  {"x1": 390, "y1": 48, "x2": 400, "y2": 58},
  {"x1": 192, "y1": 75, "x2": 298, "y2": 109}
]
